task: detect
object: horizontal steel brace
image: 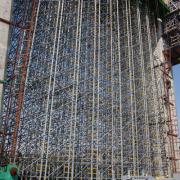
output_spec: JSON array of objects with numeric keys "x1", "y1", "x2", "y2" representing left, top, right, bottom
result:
[{"x1": 0, "y1": 17, "x2": 29, "y2": 30}]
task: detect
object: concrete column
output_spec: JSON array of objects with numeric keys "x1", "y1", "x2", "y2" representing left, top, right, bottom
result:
[{"x1": 0, "y1": 1, "x2": 12, "y2": 112}]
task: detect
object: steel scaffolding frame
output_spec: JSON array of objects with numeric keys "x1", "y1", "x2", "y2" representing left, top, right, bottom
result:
[
  {"x1": 0, "y1": 0, "x2": 38, "y2": 157},
  {"x1": 1, "y1": 0, "x2": 180, "y2": 179}
]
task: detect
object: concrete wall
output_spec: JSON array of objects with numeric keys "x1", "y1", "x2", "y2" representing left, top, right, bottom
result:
[{"x1": 0, "y1": 1, "x2": 12, "y2": 112}]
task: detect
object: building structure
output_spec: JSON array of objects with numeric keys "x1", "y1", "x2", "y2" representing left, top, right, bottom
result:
[{"x1": 0, "y1": 0, "x2": 180, "y2": 179}]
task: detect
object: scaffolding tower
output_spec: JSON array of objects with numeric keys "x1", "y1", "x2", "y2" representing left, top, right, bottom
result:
[
  {"x1": 163, "y1": 0, "x2": 180, "y2": 175},
  {"x1": 0, "y1": 0, "x2": 180, "y2": 179}
]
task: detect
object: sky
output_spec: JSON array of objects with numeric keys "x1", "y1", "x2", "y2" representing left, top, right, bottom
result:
[{"x1": 173, "y1": 65, "x2": 180, "y2": 128}]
